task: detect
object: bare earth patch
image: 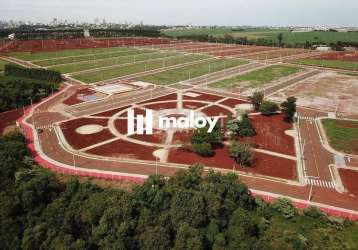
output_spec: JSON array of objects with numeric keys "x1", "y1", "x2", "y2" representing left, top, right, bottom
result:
[{"x1": 269, "y1": 72, "x2": 358, "y2": 115}]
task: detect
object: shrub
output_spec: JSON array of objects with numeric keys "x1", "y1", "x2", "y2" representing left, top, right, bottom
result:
[
  {"x1": 259, "y1": 101, "x2": 279, "y2": 115},
  {"x1": 192, "y1": 142, "x2": 214, "y2": 157},
  {"x1": 271, "y1": 198, "x2": 297, "y2": 219},
  {"x1": 249, "y1": 91, "x2": 264, "y2": 111},
  {"x1": 229, "y1": 142, "x2": 253, "y2": 167},
  {"x1": 280, "y1": 96, "x2": 297, "y2": 121},
  {"x1": 226, "y1": 113, "x2": 256, "y2": 138}
]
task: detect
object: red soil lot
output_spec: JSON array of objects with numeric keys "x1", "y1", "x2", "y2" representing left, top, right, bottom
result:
[
  {"x1": 242, "y1": 114, "x2": 295, "y2": 156},
  {"x1": 183, "y1": 101, "x2": 208, "y2": 109},
  {"x1": 138, "y1": 93, "x2": 178, "y2": 104},
  {"x1": 339, "y1": 169, "x2": 358, "y2": 196},
  {"x1": 168, "y1": 146, "x2": 296, "y2": 180},
  {"x1": 93, "y1": 105, "x2": 131, "y2": 117},
  {"x1": 183, "y1": 92, "x2": 224, "y2": 102},
  {"x1": 144, "y1": 102, "x2": 178, "y2": 110},
  {"x1": 201, "y1": 105, "x2": 233, "y2": 117},
  {"x1": 130, "y1": 129, "x2": 167, "y2": 144},
  {"x1": 60, "y1": 117, "x2": 114, "y2": 150},
  {"x1": 2, "y1": 38, "x2": 176, "y2": 53},
  {"x1": 114, "y1": 119, "x2": 128, "y2": 134},
  {"x1": 63, "y1": 88, "x2": 96, "y2": 106},
  {"x1": 0, "y1": 108, "x2": 24, "y2": 134},
  {"x1": 219, "y1": 98, "x2": 248, "y2": 108},
  {"x1": 316, "y1": 51, "x2": 358, "y2": 62},
  {"x1": 86, "y1": 139, "x2": 157, "y2": 161}
]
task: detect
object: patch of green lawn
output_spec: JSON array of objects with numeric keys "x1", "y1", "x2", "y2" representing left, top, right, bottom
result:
[
  {"x1": 294, "y1": 59, "x2": 358, "y2": 71},
  {"x1": 35, "y1": 49, "x2": 152, "y2": 67},
  {"x1": 137, "y1": 59, "x2": 247, "y2": 85},
  {"x1": 209, "y1": 65, "x2": 302, "y2": 89},
  {"x1": 322, "y1": 119, "x2": 358, "y2": 154},
  {"x1": 73, "y1": 54, "x2": 209, "y2": 83},
  {"x1": 0, "y1": 60, "x2": 10, "y2": 71}
]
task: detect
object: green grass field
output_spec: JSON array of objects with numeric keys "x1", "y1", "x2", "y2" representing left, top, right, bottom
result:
[
  {"x1": 164, "y1": 28, "x2": 358, "y2": 45},
  {"x1": 294, "y1": 58, "x2": 358, "y2": 71},
  {"x1": 322, "y1": 119, "x2": 358, "y2": 155},
  {"x1": 0, "y1": 60, "x2": 10, "y2": 71},
  {"x1": 34, "y1": 49, "x2": 153, "y2": 67},
  {"x1": 9, "y1": 46, "x2": 131, "y2": 61},
  {"x1": 137, "y1": 59, "x2": 247, "y2": 85},
  {"x1": 73, "y1": 54, "x2": 209, "y2": 83},
  {"x1": 209, "y1": 65, "x2": 302, "y2": 89},
  {"x1": 50, "y1": 51, "x2": 180, "y2": 74}
]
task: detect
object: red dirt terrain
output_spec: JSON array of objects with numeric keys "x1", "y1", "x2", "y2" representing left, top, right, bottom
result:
[
  {"x1": 168, "y1": 146, "x2": 297, "y2": 180},
  {"x1": 242, "y1": 114, "x2": 296, "y2": 156},
  {"x1": 130, "y1": 129, "x2": 167, "y2": 144},
  {"x1": 1, "y1": 38, "x2": 177, "y2": 53},
  {"x1": 60, "y1": 117, "x2": 114, "y2": 150},
  {"x1": 86, "y1": 139, "x2": 157, "y2": 161},
  {"x1": 0, "y1": 108, "x2": 24, "y2": 134},
  {"x1": 316, "y1": 51, "x2": 358, "y2": 62},
  {"x1": 339, "y1": 169, "x2": 358, "y2": 196},
  {"x1": 63, "y1": 88, "x2": 96, "y2": 106}
]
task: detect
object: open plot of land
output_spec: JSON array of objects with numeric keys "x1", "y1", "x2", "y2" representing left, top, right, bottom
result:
[
  {"x1": 243, "y1": 49, "x2": 307, "y2": 60},
  {"x1": 339, "y1": 169, "x2": 358, "y2": 196},
  {"x1": 322, "y1": 119, "x2": 358, "y2": 155},
  {"x1": 269, "y1": 72, "x2": 358, "y2": 114},
  {"x1": 209, "y1": 65, "x2": 302, "y2": 90},
  {"x1": 51, "y1": 51, "x2": 179, "y2": 74},
  {"x1": 294, "y1": 58, "x2": 358, "y2": 71},
  {"x1": 136, "y1": 58, "x2": 247, "y2": 85},
  {"x1": 9, "y1": 46, "x2": 132, "y2": 61},
  {"x1": 35, "y1": 49, "x2": 153, "y2": 67},
  {"x1": 73, "y1": 54, "x2": 209, "y2": 83}
]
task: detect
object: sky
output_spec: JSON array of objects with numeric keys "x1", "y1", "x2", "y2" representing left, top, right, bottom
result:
[{"x1": 0, "y1": 0, "x2": 357, "y2": 27}]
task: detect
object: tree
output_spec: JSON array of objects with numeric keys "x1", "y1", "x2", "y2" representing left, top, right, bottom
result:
[
  {"x1": 259, "y1": 101, "x2": 279, "y2": 115},
  {"x1": 277, "y1": 33, "x2": 284, "y2": 47},
  {"x1": 280, "y1": 96, "x2": 297, "y2": 121},
  {"x1": 192, "y1": 142, "x2": 214, "y2": 157},
  {"x1": 190, "y1": 124, "x2": 223, "y2": 157},
  {"x1": 229, "y1": 142, "x2": 253, "y2": 167},
  {"x1": 226, "y1": 113, "x2": 256, "y2": 137},
  {"x1": 249, "y1": 91, "x2": 264, "y2": 111}
]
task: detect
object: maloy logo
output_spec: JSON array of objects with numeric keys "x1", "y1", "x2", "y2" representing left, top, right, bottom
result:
[{"x1": 127, "y1": 109, "x2": 219, "y2": 135}]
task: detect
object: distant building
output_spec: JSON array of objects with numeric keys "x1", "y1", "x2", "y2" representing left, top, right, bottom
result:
[
  {"x1": 8, "y1": 33, "x2": 15, "y2": 40},
  {"x1": 315, "y1": 46, "x2": 332, "y2": 51}
]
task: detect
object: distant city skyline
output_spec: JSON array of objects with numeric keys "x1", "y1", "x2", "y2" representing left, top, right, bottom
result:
[{"x1": 0, "y1": 0, "x2": 357, "y2": 27}]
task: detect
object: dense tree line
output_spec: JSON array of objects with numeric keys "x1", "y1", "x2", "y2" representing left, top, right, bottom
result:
[
  {"x1": 0, "y1": 68, "x2": 59, "y2": 112},
  {"x1": 0, "y1": 28, "x2": 161, "y2": 40},
  {"x1": 174, "y1": 33, "x2": 358, "y2": 49},
  {"x1": 90, "y1": 29, "x2": 161, "y2": 38},
  {"x1": 4, "y1": 64, "x2": 62, "y2": 84},
  {"x1": 0, "y1": 131, "x2": 358, "y2": 249}
]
